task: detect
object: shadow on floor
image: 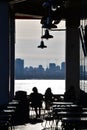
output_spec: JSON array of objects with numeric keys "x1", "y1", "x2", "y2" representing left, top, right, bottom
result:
[{"x1": 14, "y1": 117, "x2": 43, "y2": 126}]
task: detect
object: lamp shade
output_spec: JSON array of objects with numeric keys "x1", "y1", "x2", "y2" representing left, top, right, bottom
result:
[
  {"x1": 41, "y1": 29, "x2": 53, "y2": 39},
  {"x1": 38, "y1": 40, "x2": 47, "y2": 49}
]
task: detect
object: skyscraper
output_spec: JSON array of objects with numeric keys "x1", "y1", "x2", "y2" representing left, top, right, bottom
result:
[{"x1": 15, "y1": 58, "x2": 24, "y2": 78}]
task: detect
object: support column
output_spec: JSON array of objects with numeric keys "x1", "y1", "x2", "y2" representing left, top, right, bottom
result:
[
  {"x1": 65, "y1": 18, "x2": 80, "y2": 102},
  {"x1": 9, "y1": 11, "x2": 15, "y2": 101},
  {"x1": 0, "y1": 2, "x2": 10, "y2": 105}
]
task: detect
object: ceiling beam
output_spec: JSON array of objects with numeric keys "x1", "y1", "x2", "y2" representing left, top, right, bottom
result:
[{"x1": 9, "y1": 0, "x2": 27, "y2": 4}]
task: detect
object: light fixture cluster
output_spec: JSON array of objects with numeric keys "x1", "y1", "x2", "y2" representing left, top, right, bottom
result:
[
  {"x1": 38, "y1": 0, "x2": 66, "y2": 49},
  {"x1": 37, "y1": 27, "x2": 47, "y2": 49}
]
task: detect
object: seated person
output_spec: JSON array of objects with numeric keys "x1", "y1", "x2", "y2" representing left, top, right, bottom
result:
[
  {"x1": 44, "y1": 87, "x2": 53, "y2": 110},
  {"x1": 29, "y1": 87, "x2": 43, "y2": 118}
]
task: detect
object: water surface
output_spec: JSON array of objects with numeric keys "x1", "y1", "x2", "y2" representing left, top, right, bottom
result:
[{"x1": 15, "y1": 79, "x2": 65, "y2": 95}]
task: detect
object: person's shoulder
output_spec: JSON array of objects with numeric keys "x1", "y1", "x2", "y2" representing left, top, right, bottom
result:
[
  {"x1": 30, "y1": 92, "x2": 34, "y2": 96},
  {"x1": 38, "y1": 93, "x2": 42, "y2": 96},
  {"x1": 38, "y1": 93, "x2": 43, "y2": 98},
  {"x1": 30, "y1": 92, "x2": 33, "y2": 95}
]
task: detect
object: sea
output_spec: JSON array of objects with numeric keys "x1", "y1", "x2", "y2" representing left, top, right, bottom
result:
[
  {"x1": 15, "y1": 79, "x2": 65, "y2": 95},
  {"x1": 15, "y1": 79, "x2": 87, "y2": 95}
]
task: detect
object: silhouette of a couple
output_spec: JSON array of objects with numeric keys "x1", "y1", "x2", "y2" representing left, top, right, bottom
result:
[{"x1": 29, "y1": 87, "x2": 53, "y2": 118}]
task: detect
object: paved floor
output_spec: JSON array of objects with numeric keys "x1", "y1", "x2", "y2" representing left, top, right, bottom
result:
[
  {"x1": 13, "y1": 117, "x2": 62, "y2": 130},
  {"x1": 12, "y1": 107, "x2": 63, "y2": 130},
  {"x1": 14, "y1": 122, "x2": 43, "y2": 130}
]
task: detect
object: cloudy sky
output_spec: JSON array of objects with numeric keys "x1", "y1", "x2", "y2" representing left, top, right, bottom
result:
[{"x1": 15, "y1": 19, "x2": 65, "y2": 68}]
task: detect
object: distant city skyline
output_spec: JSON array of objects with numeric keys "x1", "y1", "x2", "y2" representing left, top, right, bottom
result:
[
  {"x1": 15, "y1": 58, "x2": 87, "y2": 80},
  {"x1": 15, "y1": 58, "x2": 65, "y2": 69},
  {"x1": 15, "y1": 19, "x2": 65, "y2": 68},
  {"x1": 15, "y1": 58, "x2": 66, "y2": 79}
]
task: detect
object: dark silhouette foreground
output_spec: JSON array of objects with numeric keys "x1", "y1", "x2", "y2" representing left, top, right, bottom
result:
[{"x1": 29, "y1": 87, "x2": 43, "y2": 118}]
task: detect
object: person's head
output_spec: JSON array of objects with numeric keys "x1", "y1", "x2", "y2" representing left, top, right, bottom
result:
[
  {"x1": 46, "y1": 87, "x2": 52, "y2": 93},
  {"x1": 32, "y1": 87, "x2": 38, "y2": 93}
]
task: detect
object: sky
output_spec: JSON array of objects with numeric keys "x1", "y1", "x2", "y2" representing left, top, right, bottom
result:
[{"x1": 15, "y1": 19, "x2": 65, "y2": 68}]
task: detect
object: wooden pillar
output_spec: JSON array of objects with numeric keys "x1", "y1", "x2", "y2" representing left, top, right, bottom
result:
[
  {"x1": 0, "y1": 2, "x2": 10, "y2": 105},
  {"x1": 65, "y1": 18, "x2": 80, "y2": 102},
  {"x1": 9, "y1": 10, "x2": 15, "y2": 101}
]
